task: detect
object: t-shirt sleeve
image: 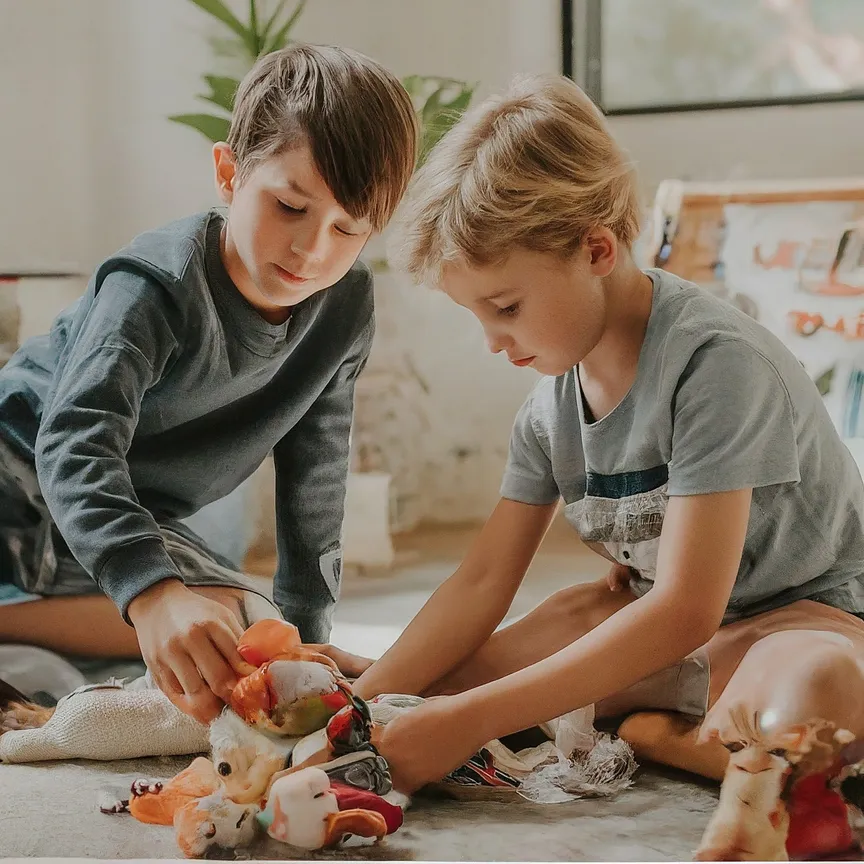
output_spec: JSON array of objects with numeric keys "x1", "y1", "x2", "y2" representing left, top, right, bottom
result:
[
  {"x1": 499, "y1": 390, "x2": 561, "y2": 505},
  {"x1": 667, "y1": 338, "x2": 801, "y2": 496}
]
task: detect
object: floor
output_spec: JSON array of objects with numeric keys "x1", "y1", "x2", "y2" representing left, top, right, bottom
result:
[
  {"x1": 332, "y1": 515, "x2": 608, "y2": 657},
  {"x1": 0, "y1": 517, "x2": 723, "y2": 861}
]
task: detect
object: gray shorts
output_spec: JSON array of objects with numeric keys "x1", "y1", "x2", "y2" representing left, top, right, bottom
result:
[
  {"x1": 598, "y1": 574, "x2": 864, "y2": 721},
  {"x1": 596, "y1": 645, "x2": 711, "y2": 720},
  {"x1": 0, "y1": 436, "x2": 278, "y2": 620}
]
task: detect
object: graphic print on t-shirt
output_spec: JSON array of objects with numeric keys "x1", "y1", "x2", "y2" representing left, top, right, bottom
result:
[{"x1": 564, "y1": 464, "x2": 668, "y2": 583}]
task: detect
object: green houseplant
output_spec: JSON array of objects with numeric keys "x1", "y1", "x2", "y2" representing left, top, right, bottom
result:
[{"x1": 170, "y1": 0, "x2": 475, "y2": 166}]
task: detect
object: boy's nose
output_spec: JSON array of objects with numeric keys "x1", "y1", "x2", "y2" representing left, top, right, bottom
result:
[
  {"x1": 290, "y1": 226, "x2": 328, "y2": 269},
  {"x1": 485, "y1": 330, "x2": 511, "y2": 355}
]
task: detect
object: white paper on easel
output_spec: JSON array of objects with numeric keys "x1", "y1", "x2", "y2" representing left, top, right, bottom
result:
[{"x1": 719, "y1": 202, "x2": 864, "y2": 435}]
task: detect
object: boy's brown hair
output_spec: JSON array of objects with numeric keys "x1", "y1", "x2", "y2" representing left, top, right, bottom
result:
[
  {"x1": 391, "y1": 74, "x2": 641, "y2": 284},
  {"x1": 228, "y1": 43, "x2": 418, "y2": 232}
]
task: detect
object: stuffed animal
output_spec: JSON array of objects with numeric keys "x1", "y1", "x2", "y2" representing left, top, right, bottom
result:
[
  {"x1": 208, "y1": 707, "x2": 298, "y2": 804},
  {"x1": 173, "y1": 789, "x2": 260, "y2": 859},
  {"x1": 785, "y1": 771, "x2": 856, "y2": 860},
  {"x1": 127, "y1": 757, "x2": 220, "y2": 825},
  {"x1": 229, "y1": 620, "x2": 354, "y2": 736},
  {"x1": 258, "y1": 766, "x2": 403, "y2": 851},
  {"x1": 116, "y1": 621, "x2": 408, "y2": 858}
]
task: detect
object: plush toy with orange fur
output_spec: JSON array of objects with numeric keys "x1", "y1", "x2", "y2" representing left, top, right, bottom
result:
[
  {"x1": 127, "y1": 757, "x2": 221, "y2": 825},
  {"x1": 229, "y1": 620, "x2": 356, "y2": 736}
]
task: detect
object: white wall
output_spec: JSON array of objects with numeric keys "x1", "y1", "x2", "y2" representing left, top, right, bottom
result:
[
  {"x1": 0, "y1": 1, "x2": 94, "y2": 272},
  {"x1": 3, "y1": 0, "x2": 864, "y2": 528},
  {"x1": 611, "y1": 101, "x2": 864, "y2": 202}
]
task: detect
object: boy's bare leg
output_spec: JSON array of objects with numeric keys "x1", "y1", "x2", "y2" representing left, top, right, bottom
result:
[
  {"x1": 0, "y1": 584, "x2": 253, "y2": 659},
  {"x1": 424, "y1": 578, "x2": 634, "y2": 696},
  {"x1": 685, "y1": 602, "x2": 864, "y2": 860},
  {"x1": 617, "y1": 711, "x2": 729, "y2": 781},
  {"x1": 617, "y1": 602, "x2": 864, "y2": 782},
  {"x1": 0, "y1": 594, "x2": 141, "y2": 657}
]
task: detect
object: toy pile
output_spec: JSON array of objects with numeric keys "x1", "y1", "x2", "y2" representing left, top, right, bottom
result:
[
  {"x1": 99, "y1": 620, "x2": 409, "y2": 857},
  {"x1": 94, "y1": 619, "x2": 638, "y2": 858}
]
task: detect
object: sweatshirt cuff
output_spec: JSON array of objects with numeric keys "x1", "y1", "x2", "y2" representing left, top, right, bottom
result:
[{"x1": 97, "y1": 537, "x2": 182, "y2": 623}]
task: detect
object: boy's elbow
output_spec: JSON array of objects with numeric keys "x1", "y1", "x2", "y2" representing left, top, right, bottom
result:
[
  {"x1": 678, "y1": 606, "x2": 723, "y2": 652},
  {"x1": 652, "y1": 591, "x2": 722, "y2": 652}
]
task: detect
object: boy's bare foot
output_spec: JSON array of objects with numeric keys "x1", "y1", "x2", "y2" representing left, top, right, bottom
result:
[{"x1": 0, "y1": 677, "x2": 56, "y2": 735}]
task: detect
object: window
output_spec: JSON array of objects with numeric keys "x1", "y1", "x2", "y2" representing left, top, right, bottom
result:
[{"x1": 563, "y1": 0, "x2": 864, "y2": 113}]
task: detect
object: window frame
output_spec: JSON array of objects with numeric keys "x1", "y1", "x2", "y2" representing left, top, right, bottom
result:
[{"x1": 562, "y1": 0, "x2": 864, "y2": 115}]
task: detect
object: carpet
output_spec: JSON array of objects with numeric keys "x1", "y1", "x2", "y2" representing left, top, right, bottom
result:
[{"x1": 0, "y1": 755, "x2": 718, "y2": 860}]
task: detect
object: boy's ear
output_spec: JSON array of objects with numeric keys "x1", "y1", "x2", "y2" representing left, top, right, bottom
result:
[
  {"x1": 585, "y1": 228, "x2": 618, "y2": 279},
  {"x1": 213, "y1": 142, "x2": 238, "y2": 205}
]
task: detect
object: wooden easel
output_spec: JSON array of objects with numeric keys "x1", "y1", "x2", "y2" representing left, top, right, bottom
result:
[{"x1": 644, "y1": 178, "x2": 864, "y2": 284}]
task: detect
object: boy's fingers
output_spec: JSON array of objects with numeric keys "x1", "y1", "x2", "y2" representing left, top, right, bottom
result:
[
  {"x1": 606, "y1": 564, "x2": 632, "y2": 592},
  {"x1": 170, "y1": 649, "x2": 211, "y2": 701},
  {"x1": 182, "y1": 692, "x2": 224, "y2": 725},
  {"x1": 208, "y1": 622, "x2": 256, "y2": 678},
  {"x1": 313, "y1": 644, "x2": 375, "y2": 678},
  {"x1": 190, "y1": 637, "x2": 240, "y2": 704},
  {"x1": 158, "y1": 652, "x2": 222, "y2": 723},
  {"x1": 221, "y1": 608, "x2": 246, "y2": 642},
  {"x1": 158, "y1": 667, "x2": 185, "y2": 696}
]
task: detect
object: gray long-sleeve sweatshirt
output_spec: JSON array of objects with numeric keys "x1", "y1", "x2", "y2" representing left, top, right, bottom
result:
[{"x1": 0, "y1": 209, "x2": 374, "y2": 641}]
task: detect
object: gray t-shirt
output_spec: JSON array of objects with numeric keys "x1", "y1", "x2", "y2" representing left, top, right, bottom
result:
[{"x1": 501, "y1": 268, "x2": 864, "y2": 621}]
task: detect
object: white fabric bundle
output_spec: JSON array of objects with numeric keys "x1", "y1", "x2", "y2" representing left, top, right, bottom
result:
[{"x1": 0, "y1": 679, "x2": 209, "y2": 763}]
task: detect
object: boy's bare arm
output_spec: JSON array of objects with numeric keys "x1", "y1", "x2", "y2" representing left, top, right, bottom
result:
[
  {"x1": 352, "y1": 498, "x2": 558, "y2": 700},
  {"x1": 373, "y1": 488, "x2": 752, "y2": 793},
  {"x1": 472, "y1": 488, "x2": 752, "y2": 738}
]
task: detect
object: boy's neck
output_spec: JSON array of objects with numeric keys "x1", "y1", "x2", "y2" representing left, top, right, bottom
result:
[
  {"x1": 579, "y1": 256, "x2": 654, "y2": 392},
  {"x1": 219, "y1": 223, "x2": 293, "y2": 326}
]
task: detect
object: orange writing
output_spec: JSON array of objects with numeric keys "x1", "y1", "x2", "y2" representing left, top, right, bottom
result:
[
  {"x1": 754, "y1": 241, "x2": 799, "y2": 269},
  {"x1": 789, "y1": 310, "x2": 864, "y2": 340},
  {"x1": 754, "y1": 238, "x2": 840, "y2": 272}
]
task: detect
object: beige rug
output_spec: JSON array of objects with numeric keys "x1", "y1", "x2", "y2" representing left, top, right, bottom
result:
[{"x1": 0, "y1": 755, "x2": 718, "y2": 861}]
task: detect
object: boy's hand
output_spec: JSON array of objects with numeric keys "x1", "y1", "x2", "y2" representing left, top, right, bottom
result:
[
  {"x1": 605, "y1": 562, "x2": 634, "y2": 593},
  {"x1": 371, "y1": 696, "x2": 485, "y2": 794},
  {"x1": 309, "y1": 643, "x2": 374, "y2": 679},
  {"x1": 128, "y1": 580, "x2": 256, "y2": 724}
]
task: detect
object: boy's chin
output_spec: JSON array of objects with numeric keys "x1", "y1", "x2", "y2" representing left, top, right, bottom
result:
[{"x1": 531, "y1": 358, "x2": 568, "y2": 377}]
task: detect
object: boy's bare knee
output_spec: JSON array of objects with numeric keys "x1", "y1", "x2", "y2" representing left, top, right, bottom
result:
[
  {"x1": 705, "y1": 644, "x2": 864, "y2": 747},
  {"x1": 549, "y1": 579, "x2": 630, "y2": 631},
  {"x1": 777, "y1": 648, "x2": 864, "y2": 723}
]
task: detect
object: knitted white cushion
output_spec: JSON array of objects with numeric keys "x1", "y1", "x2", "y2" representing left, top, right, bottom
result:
[{"x1": 0, "y1": 682, "x2": 209, "y2": 763}]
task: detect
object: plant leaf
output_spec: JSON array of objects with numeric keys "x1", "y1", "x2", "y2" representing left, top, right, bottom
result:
[
  {"x1": 816, "y1": 366, "x2": 835, "y2": 397},
  {"x1": 168, "y1": 113, "x2": 232, "y2": 143},
  {"x1": 249, "y1": 0, "x2": 262, "y2": 55},
  {"x1": 263, "y1": 0, "x2": 307, "y2": 54},
  {"x1": 261, "y1": 0, "x2": 291, "y2": 44},
  {"x1": 199, "y1": 75, "x2": 240, "y2": 112},
  {"x1": 186, "y1": 0, "x2": 257, "y2": 58},
  {"x1": 400, "y1": 75, "x2": 426, "y2": 99},
  {"x1": 417, "y1": 81, "x2": 475, "y2": 164}
]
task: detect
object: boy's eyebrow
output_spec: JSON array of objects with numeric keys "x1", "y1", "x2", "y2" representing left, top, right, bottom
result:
[
  {"x1": 282, "y1": 179, "x2": 319, "y2": 201},
  {"x1": 482, "y1": 290, "x2": 509, "y2": 301}
]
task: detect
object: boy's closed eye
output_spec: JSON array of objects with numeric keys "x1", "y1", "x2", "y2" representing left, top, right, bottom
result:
[
  {"x1": 497, "y1": 302, "x2": 521, "y2": 317},
  {"x1": 276, "y1": 198, "x2": 362, "y2": 237}
]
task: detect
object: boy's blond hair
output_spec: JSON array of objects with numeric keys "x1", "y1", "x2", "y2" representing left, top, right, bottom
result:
[
  {"x1": 391, "y1": 74, "x2": 640, "y2": 283},
  {"x1": 228, "y1": 43, "x2": 418, "y2": 232}
]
